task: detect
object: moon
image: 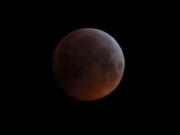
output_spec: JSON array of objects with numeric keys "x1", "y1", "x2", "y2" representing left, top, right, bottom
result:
[{"x1": 52, "y1": 28, "x2": 125, "y2": 101}]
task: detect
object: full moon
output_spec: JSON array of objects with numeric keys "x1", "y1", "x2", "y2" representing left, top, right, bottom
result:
[{"x1": 52, "y1": 28, "x2": 125, "y2": 101}]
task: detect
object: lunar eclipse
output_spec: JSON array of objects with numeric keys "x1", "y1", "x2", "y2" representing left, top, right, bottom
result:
[{"x1": 52, "y1": 28, "x2": 125, "y2": 101}]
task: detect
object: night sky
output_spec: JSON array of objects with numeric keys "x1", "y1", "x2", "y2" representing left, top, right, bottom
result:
[{"x1": 5, "y1": 0, "x2": 178, "y2": 134}]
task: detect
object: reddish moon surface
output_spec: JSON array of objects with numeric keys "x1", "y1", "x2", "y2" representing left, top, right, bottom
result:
[{"x1": 52, "y1": 28, "x2": 125, "y2": 101}]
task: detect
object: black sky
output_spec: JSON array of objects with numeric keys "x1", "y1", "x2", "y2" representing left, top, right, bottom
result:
[{"x1": 4, "y1": 0, "x2": 178, "y2": 134}]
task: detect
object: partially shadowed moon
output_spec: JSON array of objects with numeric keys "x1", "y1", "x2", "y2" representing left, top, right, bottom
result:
[{"x1": 52, "y1": 28, "x2": 125, "y2": 101}]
